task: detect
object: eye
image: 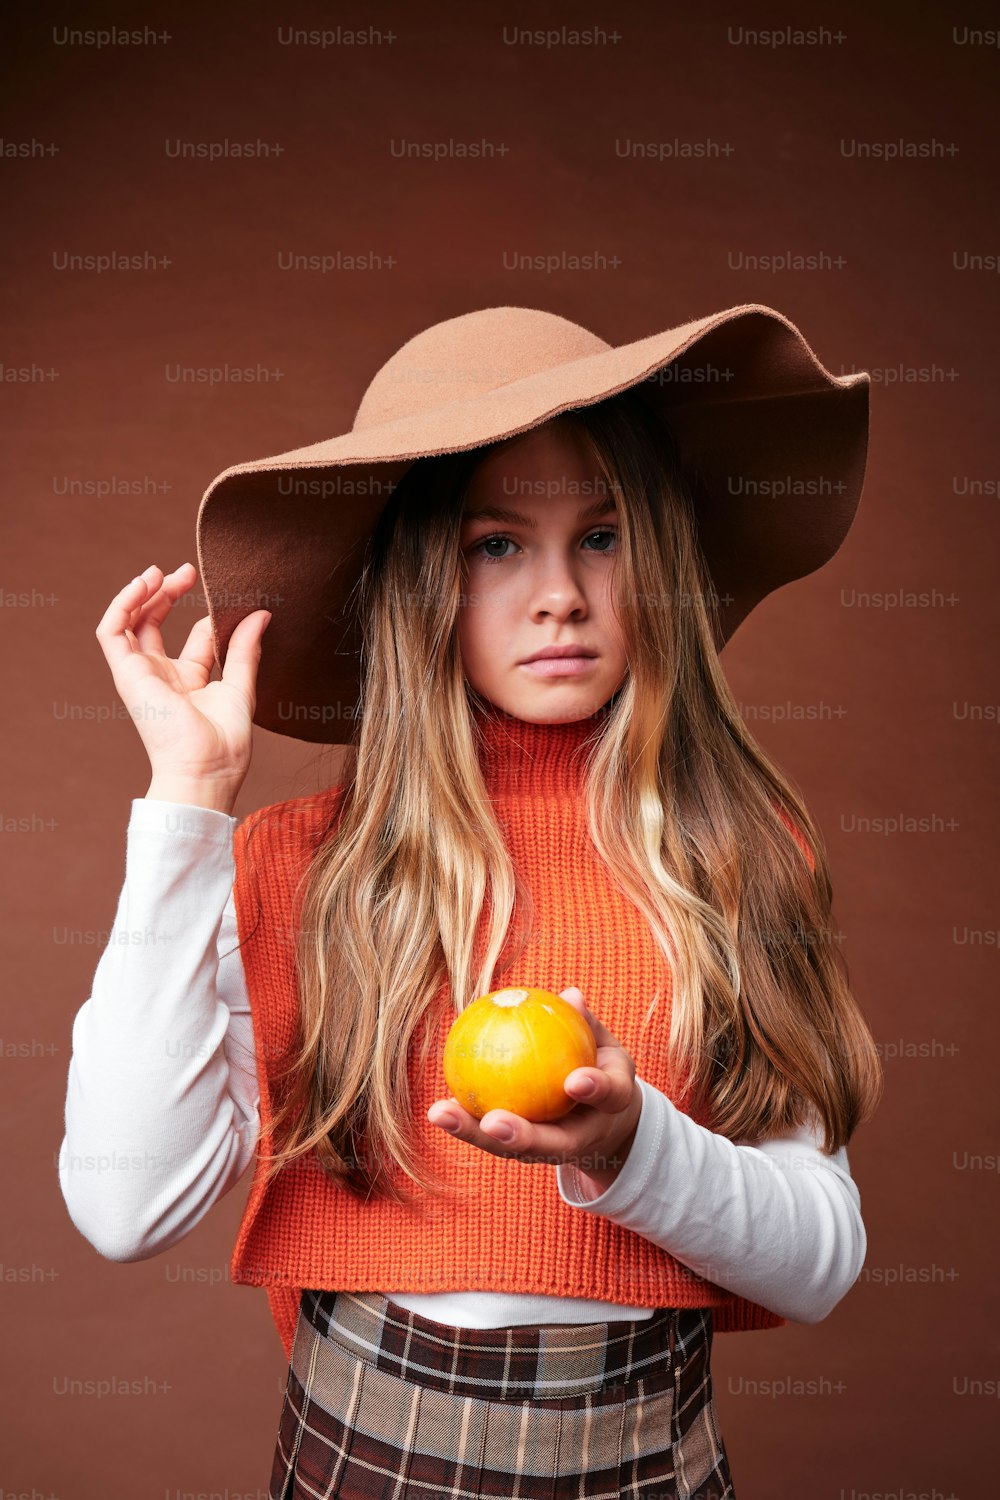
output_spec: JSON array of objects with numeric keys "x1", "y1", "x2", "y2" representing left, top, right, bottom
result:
[
  {"x1": 585, "y1": 528, "x2": 617, "y2": 553},
  {"x1": 473, "y1": 533, "x2": 517, "y2": 563},
  {"x1": 469, "y1": 528, "x2": 618, "y2": 565}
]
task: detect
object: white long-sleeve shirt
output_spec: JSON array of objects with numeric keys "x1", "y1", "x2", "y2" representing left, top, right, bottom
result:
[{"x1": 58, "y1": 797, "x2": 867, "y2": 1328}]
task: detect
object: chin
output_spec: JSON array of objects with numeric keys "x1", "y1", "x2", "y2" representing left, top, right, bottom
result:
[{"x1": 514, "y1": 686, "x2": 619, "y2": 724}]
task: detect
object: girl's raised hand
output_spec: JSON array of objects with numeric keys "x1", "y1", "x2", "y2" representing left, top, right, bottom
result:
[
  {"x1": 427, "y1": 988, "x2": 643, "y2": 1191},
  {"x1": 94, "y1": 562, "x2": 272, "y2": 806}
]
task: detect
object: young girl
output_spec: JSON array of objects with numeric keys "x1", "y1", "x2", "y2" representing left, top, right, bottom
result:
[{"x1": 63, "y1": 303, "x2": 882, "y2": 1498}]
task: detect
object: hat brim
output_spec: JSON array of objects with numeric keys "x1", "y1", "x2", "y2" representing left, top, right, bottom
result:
[{"x1": 197, "y1": 302, "x2": 869, "y2": 744}]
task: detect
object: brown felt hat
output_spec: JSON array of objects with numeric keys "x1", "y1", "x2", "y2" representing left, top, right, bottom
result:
[{"x1": 196, "y1": 302, "x2": 870, "y2": 745}]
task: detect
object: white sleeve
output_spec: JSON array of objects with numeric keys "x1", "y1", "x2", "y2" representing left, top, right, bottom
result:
[
  {"x1": 57, "y1": 799, "x2": 260, "y2": 1262},
  {"x1": 556, "y1": 1076, "x2": 866, "y2": 1324}
]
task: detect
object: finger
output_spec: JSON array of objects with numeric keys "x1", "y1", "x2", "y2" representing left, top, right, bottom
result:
[
  {"x1": 426, "y1": 1099, "x2": 527, "y2": 1161},
  {"x1": 218, "y1": 609, "x2": 272, "y2": 704},
  {"x1": 428, "y1": 1094, "x2": 604, "y2": 1170},
  {"x1": 175, "y1": 613, "x2": 221, "y2": 675},
  {"x1": 95, "y1": 567, "x2": 163, "y2": 671},
  {"x1": 475, "y1": 1104, "x2": 597, "y2": 1166},
  {"x1": 559, "y1": 988, "x2": 620, "y2": 1050},
  {"x1": 131, "y1": 563, "x2": 197, "y2": 655},
  {"x1": 562, "y1": 1058, "x2": 635, "y2": 1114}
]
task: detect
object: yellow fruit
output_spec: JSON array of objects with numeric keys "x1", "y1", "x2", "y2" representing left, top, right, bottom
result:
[{"x1": 442, "y1": 987, "x2": 598, "y2": 1123}]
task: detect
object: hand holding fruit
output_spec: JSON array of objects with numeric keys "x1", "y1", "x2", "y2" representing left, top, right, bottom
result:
[{"x1": 428, "y1": 987, "x2": 642, "y2": 1191}]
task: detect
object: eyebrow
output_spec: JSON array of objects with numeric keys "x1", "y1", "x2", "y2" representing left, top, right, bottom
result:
[{"x1": 461, "y1": 497, "x2": 618, "y2": 529}]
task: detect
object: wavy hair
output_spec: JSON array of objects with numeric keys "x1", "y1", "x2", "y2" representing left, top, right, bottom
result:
[{"x1": 247, "y1": 385, "x2": 883, "y2": 1206}]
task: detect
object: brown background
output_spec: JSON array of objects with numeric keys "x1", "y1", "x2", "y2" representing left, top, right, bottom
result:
[{"x1": 3, "y1": 1, "x2": 997, "y2": 1494}]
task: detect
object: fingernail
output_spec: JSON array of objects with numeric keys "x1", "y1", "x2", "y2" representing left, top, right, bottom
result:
[
  {"x1": 488, "y1": 1122, "x2": 515, "y2": 1142},
  {"x1": 574, "y1": 1078, "x2": 596, "y2": 1098},
  {"x1": 438, "y1": 1114, "x2": 459, "y2": 1132}
]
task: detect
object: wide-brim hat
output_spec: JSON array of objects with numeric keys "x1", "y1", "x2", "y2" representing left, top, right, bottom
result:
[{"x1": 196, "y1": 302, "x2": 870, "y2": 745}]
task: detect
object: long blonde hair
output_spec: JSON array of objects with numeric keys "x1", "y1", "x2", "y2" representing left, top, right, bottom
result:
[{"x1": 244, "y1": 386, "x2": 882, "y2": 1206}]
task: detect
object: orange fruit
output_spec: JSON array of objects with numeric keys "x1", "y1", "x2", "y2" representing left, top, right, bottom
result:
[{"x1": 442, "y1": 986, "x2": 598, "y2": 1123}]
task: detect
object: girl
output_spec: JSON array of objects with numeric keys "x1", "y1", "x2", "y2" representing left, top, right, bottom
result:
[{"x1": 63, "y1": 303, "x2": 882, "y2": 1498}]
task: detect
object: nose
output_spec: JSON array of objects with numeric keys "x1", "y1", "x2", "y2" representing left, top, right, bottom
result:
[{"x1": 528, "y1": 554, "x2": 590, "y2": 619}]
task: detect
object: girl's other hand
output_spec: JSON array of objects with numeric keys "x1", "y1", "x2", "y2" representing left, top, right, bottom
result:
[
  {"x1": 427, "y1": 987, "x2": 642, "y2": 1193},
  {"x1": 94, "y1": 563, "x2": 272, "y2": 811}
]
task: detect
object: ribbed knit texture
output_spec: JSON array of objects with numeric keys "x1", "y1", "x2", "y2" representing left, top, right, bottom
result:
[{"x1": 231, "y1": 703, "x2": 811, "y2": 1355}]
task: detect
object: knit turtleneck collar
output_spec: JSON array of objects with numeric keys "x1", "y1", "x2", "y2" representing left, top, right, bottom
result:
[{"x1": 471, "y1": 698, "x2": 605, "y2": 797}]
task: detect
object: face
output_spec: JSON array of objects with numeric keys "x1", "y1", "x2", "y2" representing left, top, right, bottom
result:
[{"x1": 457, "y1": 421, "x2": 629, "y2": 725}]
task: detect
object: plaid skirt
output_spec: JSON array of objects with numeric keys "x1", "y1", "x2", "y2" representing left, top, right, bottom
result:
[{"x1": 269, "y1": 1289, "x2": 736, "y2": 1499}]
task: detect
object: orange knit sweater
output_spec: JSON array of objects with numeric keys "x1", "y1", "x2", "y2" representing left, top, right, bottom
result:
[{"x1": 230, "y1": 704, "x2": 815, "y2": 1356}]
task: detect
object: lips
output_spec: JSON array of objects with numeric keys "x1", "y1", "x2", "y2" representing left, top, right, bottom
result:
[
  {"x1": 518, "y1": 648, "x2": 599, "y2": 679},
  {"x1": 518, "y1": 645, "x2": 598, "y2": 665}
]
